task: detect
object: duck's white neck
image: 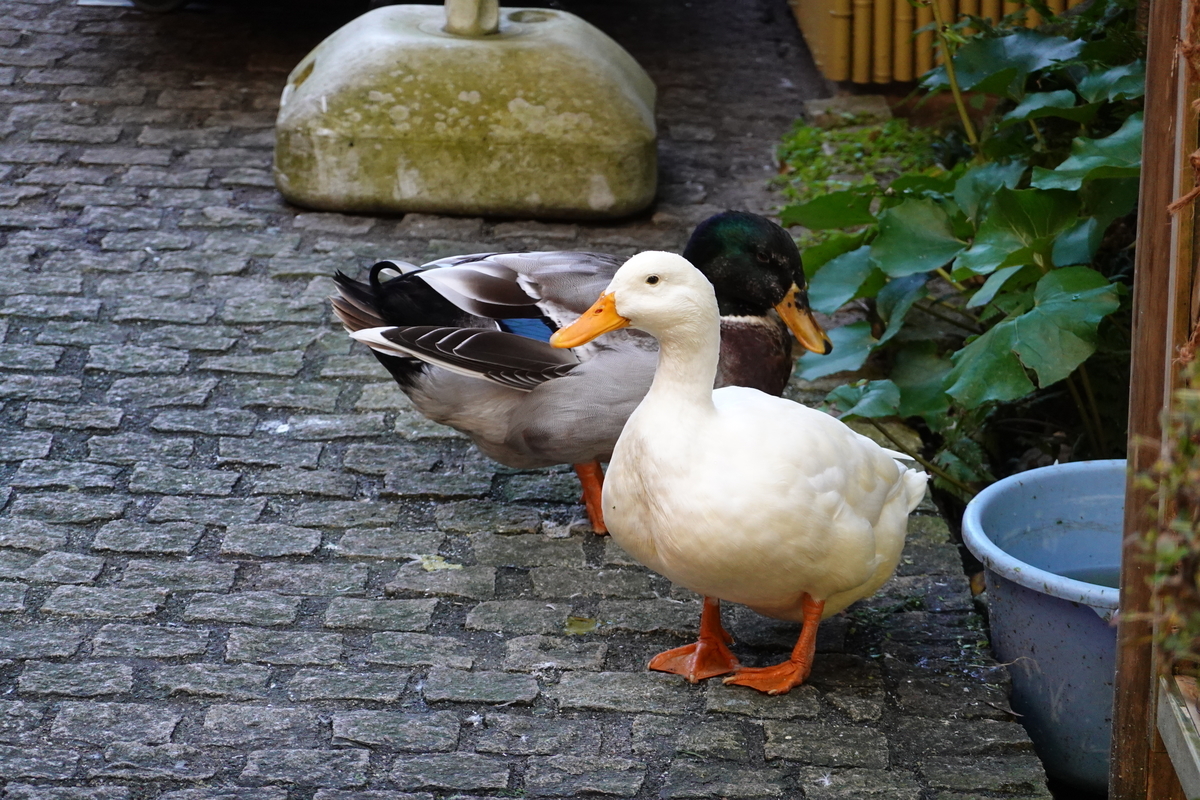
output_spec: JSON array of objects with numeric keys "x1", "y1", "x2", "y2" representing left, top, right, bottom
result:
[{"x1": 642, "y1": 306, "x2": 722, "y2": 411}]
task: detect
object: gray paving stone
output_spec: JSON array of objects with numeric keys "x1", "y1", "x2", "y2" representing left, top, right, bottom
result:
[
  {"x1": 150, "y1": 664, "x2": 271, "y2": 700},
  {"x1": 503, "y1": 635, "x2": 608, "y2": 672},
  {"x1": 150, "y1": 409, "x2": 257, "y2": 436},
  {"x1": 433, "y1": 500, "x2": 542, "y2": 534},
  {"x1": 105, "y1": 376, "x2": 217, "y2": 408},
  {"x1": 330, "y1": 527, "x2": 443, "y2": 559},
  {"x1": 159, "y1": 789, "x2": 287, "y2": 800},
  {"x1": 93, "y1": 521, "x2": 205, "y2": 555},
  {"x1": 9, "y1": 493, "x2": 127, "y2": 524},
  {"x1": 920, "y1": 755, "x2": 1049, "y2": 794},
  {"x1": 51, "y1": 702, "x2": 180, "y2": 744},
  {"x1": 217, "y1": 436, "x2": 322, "y2": 469},
  {"x1": 202, "y1": 352, "x2": 305, "y2": 377},
  {"x1": 0, "y1": 581, "x2": 28, "y2": 612},
  {"x1": 182, "y1": 591, "x2": 301, "y2": 626},
  {"x1": 231, "y1": 380, "x2": 342, "y2": 411},
  {"x1": 0, "y1": 701, "x2": 48, "y2": 746},
  {"x1": 41, "y1": 586, "x2": 165, "y2": 618},
  {"x1": 0, "y1": 551, "x2": 37, "y2": 579},
  {"x1": 465, "y1": 600, "x2": 571, "y2": 635},
  {"x1": 0, "y1": 344, "x2": 63, "y2": 370},
  {"x1": 250, "y1": 468, "x2": 358, "y2": 497},
  {"x1": 252, "y1": 563, "x2": 369, "y2": 596},
  {"x1": 10, "y1": 460, "x2": 120, "y2": 490},
  {"x1": 287, "y1": 500, "x2": 398, "y2": 529},
  {"x1": 282, "y1": 413, "x2": 391, "y2": 440},
  {"x1": 342, "y1": 443, "x2": 437, "y2": 476},
  {"x1": 793, "y1": 768, "x2": 923, "y2": 800},
  {"x1": 472, "y1": 534, "x2": 585, "y2": 568},
  {"x1": 704, "y1": 683, "x2": 821, "y2": 720},
  {"x1": 324, "y1": 597, "x2": 438, "y2": 631},
  {"x1": 632, "y1": 714, "x2": 679, "y2": 754},
  {"x1": 423, "y1": 668, "x2": 539, "y2": 705},
  {"x1": 597, "y1": 599, "x2": 702, "y2": 636},
  {"x1": 497, "y1": 470, "x2": 580, "y2": 504},
  {"x1": 0, "y1": 375, "x2": 82, "y2": 402},
  {"x1": 18, "y1": 661, "x2": 133, "y2": 696},
  {"x1": 4, "y1": 294, "x2": 100, "y2": 320},
  {"x1": 0, "y1": 432, "x2": 53, "y2": 461},
  {"x1": 226, "y1": 628, "x2": 344, "y2": 665},
  {"x1": 888, "y1": 718, "x2": 1035, "y2": 760},
  {"x1": 241, "y1": 748, "x2": 369, "y2": 788},
  {"x1": 23, "y1": 402, "x2": 123, "y2": 431},
  {"x1": 220, "y1": 522, "x2": 322, "y2": 557},
  {"x1": 763, "y1": 721, "x2": 888, "y2": 767},
  {"x1": 88, "y1": 433, "x2": 193, "y2": 467},
  {"x1": 92, "y1": 624, "x2": 210, "y2": 658},
  {"x1": 288, "y1": 669, "x2": 407, "y2": 702},
  {"x1": 389, "y1": 753, "x2": 509, "y2": 791},
  {"x1": 91, "y1": 742, "x2": 218, "y2": 781},
  {"x1": 661, "y1": 762, "x2": 788, "y2": 798},
  {"x1": 677, "y1": 719, "x2": 757, "y2": 761},
  {"x1": 531, "y1": 567, "x2": 654, "y2": 598},
  {"x1": 221, "y1": 297, "x2": 323, "y2": 325},
  {"x1": 0, "y1": 626, "x2": 85, "y2": 658},
  {"x1": 550, "y1": 672, "x2": 699, "y2": 715},
  {"x1": 202, "y1": 704, "x2": 320, "y2": 746},
  {"x1": 121, "y1": 560, "x2": 236, "y2": 592},
  {"x1": 384, "y1": 466, "x2": 494, "y2": 499},
  {"x1": 386, "y1": 564, "x2": 495, "y2": 600},
  {"x1": 4, "y1": 787, "x2": 131, "y2": 800},
  {"x1": 332, "y1": 709, "x2": 459, "y2": 751},
  {"x1": 524, "y1": 754, "x2": 646, "y2": 797},
  {"x1": 86, "y1": 345, "x2": 188, "y2": 374},
  {"x1": 147, "y1": 497, "x2": 265, "y2": 526},
  {"x1": 22, "y1": 552, "x2": 105, "y2": 584},
  {"x1": 476, "y1": 713, "x2": 601, "y2": 755},
  {"x1": 368, "y1": 632, "x2": 474, "y2": 669},
  {"x1": 0, "y1": 744, "x2": 80, "y2": 780}
]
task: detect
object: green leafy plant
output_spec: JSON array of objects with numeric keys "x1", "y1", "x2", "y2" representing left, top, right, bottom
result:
[{"x1": 777, "y1": 0, "x2": 1142, "y2": 499}]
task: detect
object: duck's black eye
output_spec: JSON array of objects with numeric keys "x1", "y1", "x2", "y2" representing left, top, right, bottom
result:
[
  {"x1": 646, "y1": 275, "x2": 660, "y2": 285},
  {"x1": 755, "y1": 249, "x2": 770, "y2": 263}
]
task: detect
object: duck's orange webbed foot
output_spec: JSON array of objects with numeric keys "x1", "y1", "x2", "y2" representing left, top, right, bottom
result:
[
  {"x1": 648, "y1": 597, "x2": 739, "y2": 682},
  {"x1": 573, "y1": 461, "x2": 608, "y2": 535},
  {"x1": 724, "y1": 594, "x2": 825, "y2": 695}
]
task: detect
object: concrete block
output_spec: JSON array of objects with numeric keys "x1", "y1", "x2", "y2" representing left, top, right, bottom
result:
[{"x1": 274, "y1": 5, "x2": 656, "y2": 219}]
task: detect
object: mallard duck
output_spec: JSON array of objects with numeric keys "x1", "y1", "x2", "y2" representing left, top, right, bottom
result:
[
  {"x1": 333, "y1": 212, "x2": 832, "y2": 533},
  {"x1": 549, "y1": 250, "x2": 927, "y2": 694}
]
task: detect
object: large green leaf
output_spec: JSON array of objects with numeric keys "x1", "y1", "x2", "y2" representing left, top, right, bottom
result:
[
  {"x1": 1077, "y1": 59, "x2": 1145, "y2": 103},
  {"x1": 1052, "y1": 217, "x2": 1102, "y2": 267},
  {"x1": 807, "y1": 246, "x2": 875, "y2": 315},
  {"x1": 892, "y1": 341, "x2": 952, "y2": 420},
  {"x1": 781, "y1": 191, "x2": 876, "y2": 230},
  {"x1": 870, "y1": 199, "x2": 968, "y2": 277},
  {"x1": 876, "y1": 273, "x2": 928, "y2": 345},
  {"x1": 1030, "y1": 112, "x2": 1143, "y2": 191},
  {"x1": 947, "y1": 266, "x2": 1121, "y2": 408},
  {"x1": 953, "y1": 161, "x2": 1027, "y2": 224},
  {"x1": 953, "y1": 187, "x2": 1081, "y2": 277},
  {"x1": 923, "y1": 31, "x2": 1086, "y2": 99},
  {"x1": 966, "y1": 264, "x2": 1026, "y2": 309},
  {"x1": 998, "y1": 90, "x2": 1100, "y2": 127},
  {"x1": 794, "y1": 321, "x2": 875, "y2": 381},
  {"x1": 801, "y1": 230, "x2": 870, "y2": 279},
  {"x1": 826, "y1": 379, "x2": 901, "y2": 419},
  {"x1": 1081, "y1": 177, "x2": 1140, "y2": 227}
]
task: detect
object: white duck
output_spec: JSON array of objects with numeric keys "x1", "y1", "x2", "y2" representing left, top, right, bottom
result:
[{"x1": 550, "y1": 251, "x2": 928, "y2": 695}]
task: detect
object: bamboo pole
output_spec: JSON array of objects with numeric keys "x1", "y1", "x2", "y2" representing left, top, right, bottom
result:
[
  {"x1": 853, "y1": 0, "x2": 873, "y2": 82},
  {"x1": 893, "y1": 0, "x2": 915, "y2": 81},
  {"x1": 830, "y1": 0, "x2": 854, "y2": 81},
  {"x1": 915, "y1": 0, "x2": 934, "y2": 74},
  {"x1": 873, "y1": 0, "x2": 893, "y2": 82}
]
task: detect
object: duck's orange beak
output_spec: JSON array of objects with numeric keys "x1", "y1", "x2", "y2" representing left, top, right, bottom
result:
[
  {"x1": 775, "y1": 283, "x2": 833, "y2": 355},
  {"x1": 550, "y1": 292, "x2": 630, "y2": 348}
]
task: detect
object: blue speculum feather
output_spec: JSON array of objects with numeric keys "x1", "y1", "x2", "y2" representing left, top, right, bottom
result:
[{"x1": 498, "y1": 318, "x2": 556, "y2": 342}]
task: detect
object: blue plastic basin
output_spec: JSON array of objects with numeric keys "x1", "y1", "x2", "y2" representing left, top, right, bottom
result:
[{"x1": 961, "y1": 459, "x2": 1124, "y2": 794}]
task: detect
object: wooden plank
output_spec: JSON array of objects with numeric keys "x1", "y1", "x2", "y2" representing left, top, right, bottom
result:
[
  {"x1": 1111, "y1": 0, "x2": 1185, "y2": 796},
  {"x1": 1157, "y1": 677, "x2": 1200, "y2": 799}
]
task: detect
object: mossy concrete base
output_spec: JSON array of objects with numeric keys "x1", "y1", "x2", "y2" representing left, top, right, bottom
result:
[{"x1": 274, "y1": 5, "x2": 657, "y2": 219}]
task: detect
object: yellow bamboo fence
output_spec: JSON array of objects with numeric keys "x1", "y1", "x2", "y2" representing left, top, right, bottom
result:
[{"x1": 790, "y1": 0, "x2": 1087, "y2": 84}]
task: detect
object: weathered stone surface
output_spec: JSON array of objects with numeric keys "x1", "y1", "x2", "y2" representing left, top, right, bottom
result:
[
  {"x1": 368, "y1": 632, "x2": 475, "y2": 669},
  {"x1": 472, "y1": 534, "x2": 584, "y2": 567},
  {"x1": 150, "y1": 664, "x2": 272, "y2": 700},
  {"x1": 531, "y1": 566, "x2": 653, "y2": 598},
  {"x1": 41, "y1": 586, "x2": 165, "y2": 618},
  {"x1": 288, "y1": 669, "x2": 407, "y2": 702},
  {"x1": 920, "y1": 756, "x2": 1048, "y2": 794},
  {"x1": 18, "y1": 661, "x2": 133, "y2": 696},
  {"x1": 660, "y1": 762, "x2": 788, "y2": 798},
  {"x1": 332, "y1": 710, "x2": 459, "y2": 751},
  {"x1": 0, "y1": 519, "x2": 70, "y2": 551},
  {"x1": 0, "y1": 744, "x2": 81, "y2": 780},
  {"x1": 330, "y1": 527, "x2": 444, "y2": 559},
  {"x1": 763, "y1": 722, "x2": 889, "y2": 768},
  {"x1": 88, "y1": 433, "x2": 193, "y2": 466},
  {"x1": 549, "y1": 672, "x2": 698, "y2": 715},
  {"x1": 0, "y1": 627, "x2": 85, "y2": 659},
  {"x1": 92, "y1": 624, "x2": 210, "y2": 658},
  {"x1": 386, "y1": 564, "x2": 495, "y2": 600},
  {"x1": 91, "y1": 742, "x2": 219, "y2": 781},
  {"x1": 10, "y1": 460, "x2": 118, "y2": 490},
  {"x1": 792, "y1": 767, "x2": 923, "y2": 800},
  {"x1": 220, "y1": 522, "x2": 322, "y2": 557},
  {"x1": 51, "y1": 702, "x2": 180, "y2": 744},
  {"x1": 324, "y1": 597, "x2": 438, "y2": 631},
  {"x1": 704, "y1": 683, "x2": 821, "y2": 720},
  {"x1": 597, "y1": 599, "x2": 701, "y2": 636},
  {"x1": 422, "y1": 667, "x2": 539, "y2": 705},
  {"x1": 121, "y1": 560, "x2": 237, "y2": 592},
  {"x1": 241, "y1": 748, "x2": 369, "y2": 787},
  {"x1": 202, "y1": 704, "x2": 320, "y2": 746},
  {"x1": 22, "y1": 551, "x2": 105, "y2": 584},
  {"x1": 147, "y1": 497, "x2": 266, "y2": 526},
  {"x1": 388, "y1": 753, "x2": 510, "y2": 791},
  {"x1": 503, "y1": 635, "x2": 608, "y2": 672},
  {"x1": 466, "y1": 600, "x2": 571, "y2": 635},
  {"x1": 433, "y1": 500, "x2": 541, "y2": 534},
  {"x1": 93, "y1": 520, "x2": 205, "y2": 555},
  {"x1": 523, "y1": 754, "x2": 645, "y2": 797},
  {"x1": 250, "y1": 468, "x2": 358, "y2": 497},
  {"x1": 226, "y1": 628, "x2": 344, "y2": 665},
  {"x1": 183, "y1": 592, "x2": 301, "y2": 626},
  {"x1": 476, "y1": 714, "x2": 601, "y2": 755},
  {"x1": 0, "y1": 701, "x2": 47, "y2": 746},
  {"x1": 9, "y1": 493, "x2": 128, "y2": 524}
]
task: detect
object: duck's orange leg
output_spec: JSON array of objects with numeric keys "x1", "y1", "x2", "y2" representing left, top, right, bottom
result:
[
  {"x1": 573, "y1": 461, "x2": 607, "y2": 534},
  {"x1": 724, "y1": 594, "x2": 824, "y2": 695},
  {"x1": 648, "y1": 597, "x2": 740, "y2": 682}
]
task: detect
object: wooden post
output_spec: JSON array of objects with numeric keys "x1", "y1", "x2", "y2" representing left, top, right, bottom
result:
[{"x1": 1112, "y1": 0, "x2": 1190, "y2": 797}]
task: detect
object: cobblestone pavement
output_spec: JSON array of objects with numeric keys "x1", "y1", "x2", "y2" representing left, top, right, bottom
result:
[{"x1": 0, "y1": 0, "x2": 1054, "y2": 798}]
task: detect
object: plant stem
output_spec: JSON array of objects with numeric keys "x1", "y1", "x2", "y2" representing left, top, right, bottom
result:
[
  {"x1": 864, "y1": 418, "x2": 977, "y2": 497},
  {"x1": 935, "y1": 267, "x2": 969, "y2": 292},
  {"x1": 1064, "y1": 373, "x2": 1101, "y2": 455},
  {"x1": 1027, "y1": 118, "x2": 1047, "y2": 150},
  {"x1": 913, "y1": 299, "x2": 983, "y2": 334},
  {"x1": 926, "y1": 0, "x2": 982, "y2": 157},
  {"x1": 1077, "y1": 364, "x2": 1109, "y2": 454}
]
